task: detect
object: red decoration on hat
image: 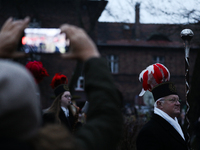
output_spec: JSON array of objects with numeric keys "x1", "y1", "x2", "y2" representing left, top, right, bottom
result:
[
  {"x1": 139, "y1": 63, "x2": 170, "y2": 96},
  {"x1": 26, "y1": 61, "x2": 49, "y2": 84},
  {"x1": 50, "y1": 73, "x2": 68, "y2": 89}
]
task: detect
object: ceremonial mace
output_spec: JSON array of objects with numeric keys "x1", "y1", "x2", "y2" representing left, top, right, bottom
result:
[{"x1": 180, "y1": 29, "x2": 194, "y2": 149}]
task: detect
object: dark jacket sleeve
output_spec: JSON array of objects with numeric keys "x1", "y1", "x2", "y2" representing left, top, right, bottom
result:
[{"x1": 75, "y1": 58, "x2": 123, "y2": 150}]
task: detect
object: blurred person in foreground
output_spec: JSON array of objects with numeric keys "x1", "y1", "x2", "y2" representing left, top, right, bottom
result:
[
  {"x1": 0, "y1": 17, "x2": 123, "y2": 150},
  {"x1": 136, "y1": 63, "x2": 188, "y2": 150},
  {"x1": 0, "y1": 17, "x2": 42, "y2": 150}
]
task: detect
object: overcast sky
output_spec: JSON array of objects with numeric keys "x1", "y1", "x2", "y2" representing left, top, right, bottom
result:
[{"x1": 98, "y1": 0, "x2": 200, "y2": 24}]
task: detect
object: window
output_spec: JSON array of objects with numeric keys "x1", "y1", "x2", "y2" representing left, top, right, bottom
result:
[
  {"x1": 107, "y1": 55, "x2": 119, "y2": 74},
  {"x1": 75, "y1": 76, "x2": 84, "y2": 91},
  {"x1": 153, "y1": 56, "x2": 165, "y2": 64}
]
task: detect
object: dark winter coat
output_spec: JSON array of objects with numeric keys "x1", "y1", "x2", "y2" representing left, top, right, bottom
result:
[{"x1": 136, "y1": 114, "x2": 188, "y2": 150}]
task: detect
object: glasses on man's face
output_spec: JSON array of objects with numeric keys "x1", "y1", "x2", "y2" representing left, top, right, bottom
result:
[
  {"x1": 164, "y1": 99, "x2": 182, "y2": 103},
  {"x1": 64, "y1": 95, "x2": 72, "y2": 99}
]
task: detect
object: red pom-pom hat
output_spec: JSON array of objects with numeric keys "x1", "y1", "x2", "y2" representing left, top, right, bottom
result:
[
  {"x1": 50, "y1": 73, "x2": 69, "y2": 97},
  {"x1": 26, "y1": 61, "x2": 49, "y2": 84}
]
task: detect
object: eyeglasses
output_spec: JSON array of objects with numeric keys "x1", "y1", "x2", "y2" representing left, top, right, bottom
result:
[
  {"x1": 164, "y1": 99, "x2": 182, "y2": 103},
  {"x1": 64, "y1": 95, "x2": 72, "y2": 99}
]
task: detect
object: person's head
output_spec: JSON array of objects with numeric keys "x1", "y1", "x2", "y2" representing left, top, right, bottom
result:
[
  {"x1": 139, "y1": 63, "x2": 181, "y2": 119},
  {"x1": 0, "y1": 60, "x2": 41, "y2": 141},
  {"x1": 47, "y1": 90, "x2": 72, "y2": 124},
  {"x1": 152, "y1": 81, "x2": 180, "y2": 118},
  {"x1": 49, "y1": 73, "x2": 71, "y2": 111},
  {"x1": 61, "y1": 91, "x2": 72, "y2": 108},
  {"x1": 155, "y1": 94, "x2": 181, "y2": 119}
]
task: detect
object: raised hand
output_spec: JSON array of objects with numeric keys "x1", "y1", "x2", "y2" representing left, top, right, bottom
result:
[
  {"x1": 0, "y1": 17, "x2": 30, "y2": 58},
  {"x1": 60, "y1": 24, "x2": 100, "y2": 62}
]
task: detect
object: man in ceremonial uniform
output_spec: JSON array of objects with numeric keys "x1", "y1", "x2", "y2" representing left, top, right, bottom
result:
[{"x1": 136, "y1": 63, "x2": 188, "y2": 150}]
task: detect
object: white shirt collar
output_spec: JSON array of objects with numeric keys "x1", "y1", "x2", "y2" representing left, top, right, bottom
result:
[{"x1": 61, "y1": 106, "x2": 69, "y2": 117}]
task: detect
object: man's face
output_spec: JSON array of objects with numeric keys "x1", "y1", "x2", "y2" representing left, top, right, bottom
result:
[
  {"x1": 158, "y1": 94, "x2": 181, "y2": 119},
  {"x1": 61, "y1": 91, "x2": 72, "y2": 107}
]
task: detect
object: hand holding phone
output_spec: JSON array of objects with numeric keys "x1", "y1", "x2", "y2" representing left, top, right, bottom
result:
[
  {"x1": 0, "y1": 17, "x2": 30, "y2": 58},
  {"x1": 60, "y1": 24, "x2": 100, "y2": 61}
]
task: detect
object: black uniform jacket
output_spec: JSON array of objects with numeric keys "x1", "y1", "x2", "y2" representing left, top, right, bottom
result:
[
  {"x1": 42, "y1": 108, "x2": 75, "y2": 132},
  {"x1": 136, "y1": 114, "x2": 188, "y2": 150},
  {"x1": 58, "y1": 108, "x2": 75, "y2": 131}
]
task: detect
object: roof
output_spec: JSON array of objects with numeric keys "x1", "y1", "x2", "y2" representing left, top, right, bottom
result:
[{"x1": 96, "y1": 22, "x2": 200, "y2": 49}]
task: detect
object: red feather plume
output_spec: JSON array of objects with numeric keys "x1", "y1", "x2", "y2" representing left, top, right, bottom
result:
[
  {"x1": 156, "y1": 63, "x2": 170, "y2": 80},
  {"x1": 152, "y1": 65, "x2": 163, "y2": 84},
  {"x1": 50, "y1": 73, "x2": 68, "y2": 89},
  {"x1": 142, "y1": 70, "x2": 149, "y2": 91},
  {"x1": 139, "y1": 63, "x2": 170, "y2": 96},
  {"x1": 26, "y1": 61, "x2": 49, "y2": 84}
]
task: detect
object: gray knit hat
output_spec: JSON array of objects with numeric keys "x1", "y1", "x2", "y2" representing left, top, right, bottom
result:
[{"x1": 0, "y1": 60, "x2": 42, "y2": 140}]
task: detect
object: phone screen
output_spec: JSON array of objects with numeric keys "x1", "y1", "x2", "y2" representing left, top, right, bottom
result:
[{"x1": 20, "y1": 28, "x2": 69, "y2": 53}]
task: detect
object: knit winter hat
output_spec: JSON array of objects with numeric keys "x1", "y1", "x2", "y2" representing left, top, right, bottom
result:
[{"x1": 0, "y1": 60, "x2": 42, "y2": 140}]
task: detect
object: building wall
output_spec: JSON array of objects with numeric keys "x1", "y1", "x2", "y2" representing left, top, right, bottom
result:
[{"x1": 99, "y1": 45, "x2": 198, "y2": 106}]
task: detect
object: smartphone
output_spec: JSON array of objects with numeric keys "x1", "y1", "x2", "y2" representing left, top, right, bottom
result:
[{"x1": 20, "y1": 28, "x2": 69, "y2": 53}]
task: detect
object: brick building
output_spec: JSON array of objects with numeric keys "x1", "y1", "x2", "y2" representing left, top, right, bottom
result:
[{"x1": 95, "y1": 3, "x2": 200, "y2": 114}]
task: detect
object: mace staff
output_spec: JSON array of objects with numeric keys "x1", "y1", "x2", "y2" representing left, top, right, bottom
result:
[{"x1": 180, "y1": 29, "x2": 194, "y2": 150}]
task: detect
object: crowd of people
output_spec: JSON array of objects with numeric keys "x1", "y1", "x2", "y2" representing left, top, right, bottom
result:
[{"x1": 0, "y1": 16, "x2": 192, "y2": 150}]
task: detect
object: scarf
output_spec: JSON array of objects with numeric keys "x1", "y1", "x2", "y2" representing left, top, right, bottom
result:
[{"x1": 154, "y1": 107, "x2": 185, "y2": 140}]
